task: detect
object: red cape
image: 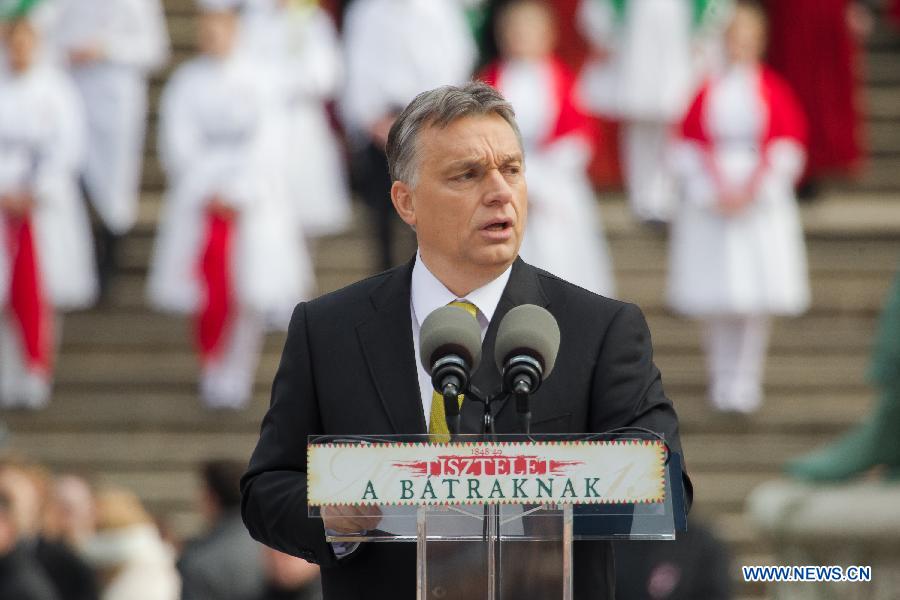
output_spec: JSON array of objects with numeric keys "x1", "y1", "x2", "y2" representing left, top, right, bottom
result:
[
  {"x1": 680, "y1": 66, "x2": 807, "y2": 195},
  {"x1": 4, "y1": 215, "x2": 52, "y2": 373},
  {"x1": 682, "y1": 66, "x2": 808, "y2": 149},
  {"x1": 479, "y1": 57, "x2": 595, "y2": 151}
]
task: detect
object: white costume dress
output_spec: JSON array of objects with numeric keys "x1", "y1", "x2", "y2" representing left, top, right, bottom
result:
[
  {"x1": 0, "y1": 62, "x2": 96, "y2": 408},
  {"x1": 340, "y1": 0, "x2": 476, "y2": 139},
  {"x1": 577, "y1": 0, "x2": 698, "y2": 222},
  {"x1": 148, "y1": 54, "x2": 315, "y2": 408},
  {"x1": 668, "y1": 64, "x2": 810, "y2": 412},
  {"x1": 47, "y1": 0, "x2": 169, "y2": 234},
  {"x1": 240, "y1": 0, "x2": 351, "y2": 238},
  {"x1": 486, "y1": 58, "x2": 615, "y2": 297}
]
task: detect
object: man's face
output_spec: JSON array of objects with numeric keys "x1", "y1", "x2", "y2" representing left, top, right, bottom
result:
[{"x1": 393, "y1": 114, "x2": 527, "y2": 281}]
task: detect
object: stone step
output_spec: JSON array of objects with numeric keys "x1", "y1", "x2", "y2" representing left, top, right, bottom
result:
[
  {"x1": 60, "y1": 311, "x2": 290, "y2": 352},
  {"x1": 869, "y1": 17, "x2": 900, "y2": 51},
  {"x1": 658, "y1": 351, "x2": 871, "y2": 391},
  {"x1": 47, "y1": 348, "x2": 868, "y2": 393},
  {"x1": 869, "y1": 119, "x2": 900, "y2": 155},
  {"x1": 53, "y1": 348, "x2": 280, "y2": 389},
  {"x1": 691, "y1": 472, "x2": 791, "y2": 516},
  {"x1": 139, "y1": 140, "x2": 900, "y2": 196},
  {"x1": 136, "y1": 113, "x2": 900, "y2": 170},
  {"x1": 133, "y1": 191, "x2": 900, "y2": 242},
  {"x1": 866, "y1": 85, "x2": 900, "y2": 122},
  {"x1": 2, "y1": 390, "x2": 267, "y2": 433},
  {"x1": 681, "y1": 433, "x2": 843, "y2": 472},
  {"x1": 95, "y1": 266, "x2": 894, "y2": 316},
  {"x1": 117, "y1": 224, "x2": 900, "y2": 275},
  {"x1": 867, "y1": 51, "x2": 900, "y2": 85},
  {"x1": 1, "y1": 386, "x2": 872, "y2": 438},
  {"x1": 60, "y1": 310, "x2": 878, "y2": 358},
  {"x1": 676, "y1": 390, "x2": 873, "y2": 435},
  {"x1": 162, "y1": 0, "x2": 195, "y2": 16},
  {"x1": 3, "y1": 431, "x2": 260, "y2": 471},
  {"x1": 839, "y1": 158, "x2": 900, "y2": 193}
]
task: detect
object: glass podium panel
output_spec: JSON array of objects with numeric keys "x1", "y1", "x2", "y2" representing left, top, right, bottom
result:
[{"x1": 308, "y1": 432, "x2": 686, "y2": 600}]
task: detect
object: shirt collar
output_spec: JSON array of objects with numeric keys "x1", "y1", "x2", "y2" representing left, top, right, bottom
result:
[{"x1": 411, "y1": 252, "x2": 513, "y2": 327}]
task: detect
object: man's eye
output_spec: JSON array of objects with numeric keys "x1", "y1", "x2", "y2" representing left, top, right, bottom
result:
[
  {"x1": 503, "y1": 165, "x2": 522, "y2": 176},
  {"x1": 453, "y1": 171, "x2": 477, "y2": 182}
]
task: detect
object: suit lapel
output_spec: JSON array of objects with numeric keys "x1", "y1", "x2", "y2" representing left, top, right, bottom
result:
[
  {"x1": 357, "y1": 259, "x2": 427, "y2": 435},
  {"x1": 461, "y1": 258, "x2": 551, "y2": 433}
]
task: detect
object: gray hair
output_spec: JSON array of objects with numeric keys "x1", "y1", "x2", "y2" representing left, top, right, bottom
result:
[{"x1": 386, "y1": 81, "x2": 523, "y2": 185}]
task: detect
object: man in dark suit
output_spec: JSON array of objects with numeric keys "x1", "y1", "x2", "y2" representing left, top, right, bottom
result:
[{"x1": 241, "y1": 81, "x2": 691, "y2": 599}]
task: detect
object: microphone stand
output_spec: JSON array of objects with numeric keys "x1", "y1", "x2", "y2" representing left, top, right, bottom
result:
[
  {"x1": 513, "y1": 382, "x2": 532, "y2": 435},
  {"x1": 442, "y1": 387, "x2": 461, "y2": 438},
  {"x1": 465, "y1": 386, "x2": 502, "y2": 600},
  {"x1": 504, "y1": 354, "x2": 543, "y2": 436}
]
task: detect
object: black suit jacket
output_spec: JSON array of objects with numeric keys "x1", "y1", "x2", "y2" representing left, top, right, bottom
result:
[{"x1": 241, "y1": 257, "x2": 692, "y2": 599}]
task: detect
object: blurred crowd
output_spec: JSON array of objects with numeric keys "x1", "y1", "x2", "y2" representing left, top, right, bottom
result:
[
  {"x1": 0, "y1": 458, "x2": 322, "y2": 600},
  {"x1": 0, "y1": 1, "x2": 897, "y2": 411}
]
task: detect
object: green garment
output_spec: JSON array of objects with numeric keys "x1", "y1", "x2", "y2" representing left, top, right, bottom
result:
[
  {"x1": 869, "y1": 269, "x2": 900, "y2": 389},
  {"x1": 608, "y1": 0, "x2": 714, "y2": 27},
  {"x1": 785, "y1": 267, "x2": 900, "y2": 482},
  {"x1": 0, "y1": 0, "x2": 42, "y2": 20},
  {"x1": 465, "y1": 2, "x2": 490, "y2": 64}
]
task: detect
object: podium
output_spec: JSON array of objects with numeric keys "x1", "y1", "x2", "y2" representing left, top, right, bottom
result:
[{"x1": 308, "y1": 432, "x2": 686, "y2": 599}]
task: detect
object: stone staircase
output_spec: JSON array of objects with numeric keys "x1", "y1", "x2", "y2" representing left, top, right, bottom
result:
[{"x1": 3, "y1": 2, "x2": 900, "y2": 599}]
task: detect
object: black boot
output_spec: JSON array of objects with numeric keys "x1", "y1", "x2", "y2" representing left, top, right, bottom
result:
[{"x1": 94, "y1": 224, "x2": 120, "y2": 303}]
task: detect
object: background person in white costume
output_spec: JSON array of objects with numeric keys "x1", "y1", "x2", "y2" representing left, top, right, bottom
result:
[
  {"x1": 47, "y1": 0, "x2": 169, "y2": 293},
  {"x1": 0, "y1": 10, "x2": 97, "y2": 410},
  {"x1": 240, "y1": 0, "x2": 352, "y2": 242},
  {"x1": 148, "y1": 0, "x2": 315, "y2": 410},
  {"x1": 577, "y1": 0, "x2": 710, "y2": 223},
  {"x1": 667, "y1": 1, "x2": 810, "y2": 414},
  {"x1": 340, "y1": 0, "x2": 476, "y2": 272},
  {"x1": 482, "y1": 0, "x2": 614, "y2": 297}
]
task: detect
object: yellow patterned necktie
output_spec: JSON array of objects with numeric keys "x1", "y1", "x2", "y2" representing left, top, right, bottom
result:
[{"x1": 429, "y1": 300, "x2": 478, "y2": 440}]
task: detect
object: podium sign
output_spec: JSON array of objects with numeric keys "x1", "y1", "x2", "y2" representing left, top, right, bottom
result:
[{"x1": 308, "y1": 440, "x2": 666, "y2": 507}]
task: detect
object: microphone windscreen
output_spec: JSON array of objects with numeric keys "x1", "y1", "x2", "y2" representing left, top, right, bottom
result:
[
  {"x1": 419, "y1": 305, "x2": 483, "y2": 375},
  {"x1": 494, "y1": 305, "x2": 561, "y2": 377}
]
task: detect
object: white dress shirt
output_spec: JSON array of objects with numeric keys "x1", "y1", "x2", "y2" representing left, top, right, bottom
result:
[{"x1": 410, "y1": 252, "x2": 512, "y2": 428}]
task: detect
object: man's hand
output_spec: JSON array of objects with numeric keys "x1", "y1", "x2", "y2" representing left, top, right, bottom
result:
[
  {"x1": 0, "y1": 192, "x2": 34, "y2": 217},
  {"x1": 717, "y1": 188, "x2": 753, "y2": 217},
  {"x1": 69, "y1": 43, "x2": 104, "y2": 66},
  {"x1": 207, "y1": 196, "x2": 238, "y2": 219},
  {"x1": 321, "y1": 504, "x2": 382, "y2": 534}
]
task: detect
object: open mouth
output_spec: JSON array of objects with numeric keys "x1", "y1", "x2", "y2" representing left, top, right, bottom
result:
[{"x1": 483, "y1": 220, "x2": 512, "y2": 232}]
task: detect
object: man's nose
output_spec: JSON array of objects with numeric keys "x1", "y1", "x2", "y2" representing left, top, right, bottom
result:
[{"x1": 482, "y1": 168, "x2": 514, "y2": 205}]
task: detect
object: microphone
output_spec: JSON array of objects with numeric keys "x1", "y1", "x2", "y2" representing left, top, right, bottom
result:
[
  {"x1": 419, "y1": 305, "x2": 482, "y2": 435},
  {"x1": 494, "y1": 305, "x2": 560, "y2": 433}
]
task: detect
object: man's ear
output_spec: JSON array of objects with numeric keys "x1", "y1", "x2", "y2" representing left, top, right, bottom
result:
[{"x1": 391, "y1": 180, "x2": 416, "y2": 227}]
